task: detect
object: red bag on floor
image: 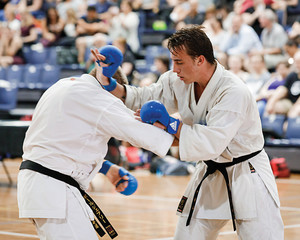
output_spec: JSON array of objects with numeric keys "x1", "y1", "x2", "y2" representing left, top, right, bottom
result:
[{"x1": 270, "y1": 158, "x2": 290, "y2": 178}]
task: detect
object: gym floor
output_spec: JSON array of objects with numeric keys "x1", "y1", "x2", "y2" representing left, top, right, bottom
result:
[{"x1": 1, "y1": 158, "x2": 300, "y2": 240}]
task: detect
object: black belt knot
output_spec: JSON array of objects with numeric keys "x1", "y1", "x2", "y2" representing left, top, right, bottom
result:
[{"x1": 185, "y1": 149, "x2": 262, "y2": 231}]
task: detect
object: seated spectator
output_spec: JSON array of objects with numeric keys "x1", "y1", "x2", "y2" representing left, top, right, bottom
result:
[
  {"x1": 40, "y1": 7, "x2": 65, "y2": 47},
  {"x1": 19, "y1": 10, "x2": 39, "y2": 46},
  {"x1": 60, "y1": 7, "x2": 78, "y2": 46},
  {"x1": 169, "y1": 0, "x2": 193, "y2": 28},
  {"x1": 219, "y1": 13, "x2": 262, "y2": 57},
  {"x1": 75, "y1": 5, "x2": 109, "y2": 64},
  {"x1": 94, "y1": 0, "x2": 113, "y2": 15},
  {"x1": 153, "y1": 55, "x2": 170, "y2": 80},
  {"x1": 57, "y1": 0, "x2": 87, "y2": 21},
  {"x1": 242, "y1": 0, "x2": 273, "y2": 37},
  {"x1": 108, "y1": 0, "x2": 140, "y2": 54},
  {"x1": 202, "y1": 14, "x2": 226, "y2": 57},
  {"x1": 266, "y1": 51, "x2": 300, "y2": 116},
  {"x1": 227, "y1": 55, "x2": 250, "y2": 82},
  {"x1": 249, "y1": 9, "x2": 288, "y2": 71},
  {"x1": 256, "y1": 61, "x2": 291, "y2": 117},
  {"x1": 284, "y1": 37, "x2": 299, "y2": 66},
  {"x1": 0, "y1": 25, "x2": 24, "y2": 67},
  {"x1": 132, "y1": 0, "x2": 160, "y2": 13},
  {"x1": 245, "y1": 54, "x2": 271, "y2": 98},
  {"x1": 2, "y1": 3, "x2": 21, "y2": 32},
  {"x1": 112, "y1": 37, "x2": 136, "y2": 84},
  {"x1": 271, "y1": 0, "x2": 300, "y2": 27}
]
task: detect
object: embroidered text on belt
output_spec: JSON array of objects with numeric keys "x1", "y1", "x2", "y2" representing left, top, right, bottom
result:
[
  {"x1": 178, "y1": 149, "x2": 262, "y2": 231},
  {"x1": 19, "y1": 160, "x2": 118, "y2": 239}
]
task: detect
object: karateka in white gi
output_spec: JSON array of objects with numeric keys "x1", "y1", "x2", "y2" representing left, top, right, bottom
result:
[
  {"x1": 95, "y1": 25, "x2": 284, "y2": 240},
  {"x1": 17, "y1": 46, "x2": 175, "y2": 240}
]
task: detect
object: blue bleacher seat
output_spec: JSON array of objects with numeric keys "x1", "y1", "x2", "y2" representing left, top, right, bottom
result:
[
  {"x1": 23, "y1": 45, "x2": 49, "y2": 64},
  {"x1": 0, "y1": 66, "x2": 6, "y2": 79},
  {"x1": 37, "y1": 64, "x2": 61, "y2": 89},
  {"x1": 22, "y1": 64, "x2": 43, "y2": 89},
  {"x1": 0, "y1": 80, "x2": 18, "y2": 111},
  {"x1": 47, "y1": 47, "x2": 57, "y2": 65},
  {"x1": 6, "y1": 65, "x2": 24, "y2": 86},
  {"x1": 285, "y1": 117, "x2": 300, "y2": 139},
  {"x1": 261, "y1": 114, "x2": 286, "y2": 138}
]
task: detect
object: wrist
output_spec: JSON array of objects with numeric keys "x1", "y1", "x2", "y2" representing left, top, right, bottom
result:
[
  {"x1": 103, "y1": 77, "x2": 117, "y2": 91},
  {"x1": 99, "y1": 160, "x2": 114, "y2": 175}
]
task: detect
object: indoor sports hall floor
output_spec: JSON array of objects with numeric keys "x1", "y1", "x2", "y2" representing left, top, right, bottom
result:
[{"x1": 1, "y1": 158, "x2": 300, "y2": 240}]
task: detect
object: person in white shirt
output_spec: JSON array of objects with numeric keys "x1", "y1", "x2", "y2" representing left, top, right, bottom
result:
[
  {"x1": 17, "y1": 50, "x2": 174, "y2": 239},
  {"x1": 96, "y1": 25, "x2": 284, "y2": 240}
]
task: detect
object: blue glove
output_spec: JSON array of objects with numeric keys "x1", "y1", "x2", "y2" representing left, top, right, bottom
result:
[
  {"x1": 97, "y1": 45, "x2": 123, "y2": 78},
  {"x1": 140, "y1": 100, "x2": 180, "y2": 134},
  {"x1": 116, "y1": 168, "x2": 138, "y2": 196},
  {"x1": 99, "y1": 161, "x2": 138, "y2": 196}
]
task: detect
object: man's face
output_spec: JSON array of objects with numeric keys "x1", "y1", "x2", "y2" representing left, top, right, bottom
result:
[{"x1": 171, "y1": 46, "x2": 200, "y2": 84}]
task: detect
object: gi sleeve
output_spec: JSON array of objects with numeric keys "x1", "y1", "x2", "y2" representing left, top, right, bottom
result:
[{"x1": 97, "y1": 99, "x2": 174, "y2": 157}]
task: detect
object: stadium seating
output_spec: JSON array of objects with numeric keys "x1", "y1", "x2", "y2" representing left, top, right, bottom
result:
[
  {"x1": 22, "y1": 64, "x2": 43, "y2": 89},
  {"x1": 6, "y1": 65, "x2": 24, "y2": 86},
  {"x1": 22, "y1": 45, "x2": 49, "y2": 64},
  {"x1": 37, "y1": 64, "x2": 61, "y2": 90},
  {"x1": 0, "y1": 67, "x2": 6, "y2": 79},
  {"x1": 285, "y1": 117, "x2": 300, "y2": 139},
  {"x1": 261, "y1": 114, "x2": 286, "y2": 139},
  {"x1": 0, "y1": 80, "x2": 18, "y2": 111}
]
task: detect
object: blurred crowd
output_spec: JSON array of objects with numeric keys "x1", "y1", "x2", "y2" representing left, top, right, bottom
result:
[{"x1": 1, "y1": 0, "x2": 300, "y2": 171}]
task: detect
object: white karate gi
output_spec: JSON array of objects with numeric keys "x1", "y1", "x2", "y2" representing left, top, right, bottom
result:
[
  {"x1": 17, "y1": 74, "x2": 174, "y2": 239},
  {"x1": 124, "y1": 62, "x2": 284, "y2": 239}
]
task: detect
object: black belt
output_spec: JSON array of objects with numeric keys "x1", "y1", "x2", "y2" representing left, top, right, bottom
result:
[
  {"x1": 180, "y1": 149, "x2": 262, "y2": 231},
  {"x1": 19, "y1": 160, "x2": 118, "y2": 239}
]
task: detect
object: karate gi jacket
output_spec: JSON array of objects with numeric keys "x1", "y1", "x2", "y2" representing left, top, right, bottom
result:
[
  {"x1": 18, "y1": 74, "x2": 174, "y2": 219},
  {"x1": 124, "y1": 62, "x2": 280, "y2": 220}
]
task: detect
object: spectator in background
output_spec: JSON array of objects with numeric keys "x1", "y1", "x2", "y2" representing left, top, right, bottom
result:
[
  {"x1": 19, "y1": 10, "x2": 39, "y2": 46},
  {"x1": 61, "y1": 7, "x2": 78, "y2": 46},
  {"x1": 202, "y1": 13, "x2": 226, "y2": 57},
  {"x1": 256, "y1": 61, "x2": 291, "y2": 117},
  {"x1": 109, "y1": 0, "x2": 140, "y2": 54},
  {"x1": 153, "y1": 55, "x2": 170, "y2": 80},
  {"x1": 227, "y1": 54, "x2": 250, "y2": 82},
  {"x1": 112, "y1": 37, "x2": 136, "y2": 84},
  {"x1": 219, "y1": 13, "x2": 262, "y2": 57},
  {"x1": 75, "y1": 5, "x2": 109, "y2": 64},
  {"x1": 2, "y1": 3, "x2": 21, "y2": 32},
  {"x1": 132, "y1": 0, "x2": 160, "y2": 13},
  {"x1": 242, "y1": 0, "x2": 272, "y2": 37},
  {"x1": 40, "y1": 7, "x2": 65, "y2": 47},
  {"x1": 266, "y1": 51, "x2": 300, "y2": 117},
  {"x1": 284, "y1": 38, "x2": 299, "y2": 70},
  {"x1": 94, "y1": 0, "x2": 112, "y2": 15},
  {"x1": 57, "y1": 0, "x2": 87, "y2": 21},
  {"x1": 0, "y1": 25, "x2": 24, "y2": 67},
  {"x1": 249, "y1": 9, "x2": 288, "y2": 71},
  {"x1": 245, "y1": 54, "x2": 271, "y2": 98},
  {"x1": 169, "y1": 0, "x2": 193, "y2": 28}
]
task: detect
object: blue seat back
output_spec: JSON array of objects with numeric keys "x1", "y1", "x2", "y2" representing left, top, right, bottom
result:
[
  {"x1": 37, "y1": 64, "x2": 61, "y2": 89},
  {"x1": 285, "y1": 117, "x2": 300, "y2": 139},
  {"x1": 261, "y1": 114, "x2": 286, "y2": 138},
  {"x1": 6, "y1": 65, "x2": 24, "y2": 86},
  {"x1": 0, "y1": 80, "x2": 18, "y2": 111},
  {"x1": 22, "y1": 64, "x2": 43, "y2": 89}
]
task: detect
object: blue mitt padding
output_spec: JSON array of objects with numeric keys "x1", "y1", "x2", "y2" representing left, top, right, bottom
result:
[
  {"x1": 98, "y1": 45, "x2": 123, "y2": 78},
  {"x1": 140, "y1": 100, "x2": 180, "y2": 134},
  {"x1": 116, "y1": 168, "x2": 138, "y2": 196}
]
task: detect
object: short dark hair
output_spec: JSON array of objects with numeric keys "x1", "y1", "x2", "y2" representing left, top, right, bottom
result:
[
  {"x1": 167, "y1": 25, "x2": 215, "y2": 65},
  {"x1": 87, "y1": 5, "x2": 97, "y2": 12}
]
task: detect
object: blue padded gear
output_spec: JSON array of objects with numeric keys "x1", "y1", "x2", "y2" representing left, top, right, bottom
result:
[
  {"x1": 98, "y1": 45, "x2": 123, "y2": 78},
  {"x1": 116, "y1": 168, "x2": 138, "y2": 196},
  {"x1": 99, "y1": 160, "x2": 113, "y2": 175},
  {"x1": 140, "y1": 100, "x2": 180, "y2": 134}
]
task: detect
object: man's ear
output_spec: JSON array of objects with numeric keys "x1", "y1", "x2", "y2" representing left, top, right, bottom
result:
[{"x1": 197, "y1": 55, "x2": 204, "y2": 65}]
